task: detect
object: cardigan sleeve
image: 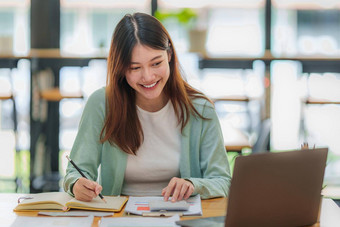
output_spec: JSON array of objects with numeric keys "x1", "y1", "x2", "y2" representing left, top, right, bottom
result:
[
  {"x1": 63, "y1": 88, "x2": 106, "y2": 196},
  {"x1": 187, "y1": 101, "x2": 231, "y2": 199}
]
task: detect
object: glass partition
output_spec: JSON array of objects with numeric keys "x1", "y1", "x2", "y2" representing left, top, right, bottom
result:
[
  {"x1": 0, "y1": 0, "x2": 29, "y2": 55},
  {"x1": 272, "y1": 0, "x2": 340, "y2": 56},
  {"x1": 60, "y1": 0, "x2": 151, "y2": 55},
  {"x1": 158, "y1": 0, "x2": 265, "y2": 56}
]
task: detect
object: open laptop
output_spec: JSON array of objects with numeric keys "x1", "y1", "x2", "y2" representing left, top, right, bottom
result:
[{"x1": 176, "y1": 148, "x2": 328, "y2": 227}]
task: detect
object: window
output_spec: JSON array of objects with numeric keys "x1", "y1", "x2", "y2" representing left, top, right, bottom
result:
[
  {"x1": 158, "y1": 0, "x2": 265, "y2": 56},
  {"x1": 60, "y1": 0, "x2": 151, "y2": 55},
  {"x1": 0, "y1": 0, "x2": 29, "y2": 55},
  {"x1": 272, "y1": 0, "x2": 340, "y2": 56}
]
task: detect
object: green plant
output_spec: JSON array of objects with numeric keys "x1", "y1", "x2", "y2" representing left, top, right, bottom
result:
[{"x1": 154, "y1": 8, "x2": 197, "y2": 29}]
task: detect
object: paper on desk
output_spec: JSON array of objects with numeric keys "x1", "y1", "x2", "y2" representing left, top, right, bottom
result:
[
  {"x1": 10, "y1": 216, "x2": 93, "y2": 227},
  {"x1": 100, "y1": 214, "x2": 180, "y2": 227},
  {"x1": 38, "y1": 211, "x2": 114, "y2": 217},
  {"x1": 322, "y1": 186, "x2": 340, "y2": 199},
  {"x1": 124, "y1": 195, "x2": 202, "y2": 216}
]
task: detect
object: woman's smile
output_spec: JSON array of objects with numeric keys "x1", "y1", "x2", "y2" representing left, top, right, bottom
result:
[{"x1": 141, "y1": 80, "x2": 159, "y2": 89}]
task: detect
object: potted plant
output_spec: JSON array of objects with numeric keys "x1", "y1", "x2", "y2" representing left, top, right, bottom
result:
[{"x1": 155, "y1": 8, "x2": 208, "y2": 55}]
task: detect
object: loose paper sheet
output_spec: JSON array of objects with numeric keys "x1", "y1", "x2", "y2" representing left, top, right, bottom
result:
[
  {"x1": 38, "y1": 211, "x2": 114, "y2": 217},
  {"x1": 124, "y1": 195, "x2": 202, "y2": 216},
  {"x1": 100, "y1": 214, "x2": 180, "y2": 227},
  {"x1": 10, "y1": 216, "x2": 94, "y2": 227}
]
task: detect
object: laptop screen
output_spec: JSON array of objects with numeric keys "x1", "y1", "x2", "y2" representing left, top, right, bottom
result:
[
  {"x1": 176, "y1": 148, "x2": 328, "y2": 227},
  {"x1": 225, "y1": 148, "x2": 328, "y2": 227}
]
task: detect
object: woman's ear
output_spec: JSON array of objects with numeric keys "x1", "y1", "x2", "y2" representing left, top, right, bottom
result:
[
  {"x1": 167, "y1": 42, "x2": 172, "y2": 62},
  {"x1": 168, "y1": 51, "x2": 172, "y2": 62}
]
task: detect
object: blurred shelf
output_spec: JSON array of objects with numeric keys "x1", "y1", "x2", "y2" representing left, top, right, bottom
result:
[
  {"x1": 0, "y1": 94, "x2": 14, "y2": 100},
  {"x1": 40, "y1": 88, "x2": 83, "y2": 102},
  {"x1": 305, "y1": 98, "x2": 340, "y2": 105},
  {"x1": 0, "y1": 48, "x2": 107, "y2": 60},
  {"x1": 199, "y1": 53, "x2": 340, "y2": 73},
  {"x1": 212, "y1": 95, "x2": 250, "y2": 103}
]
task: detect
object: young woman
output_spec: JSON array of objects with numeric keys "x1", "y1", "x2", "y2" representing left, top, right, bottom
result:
[{"x1": 63, "y1": 12, "x2": 231, "y2": 202}]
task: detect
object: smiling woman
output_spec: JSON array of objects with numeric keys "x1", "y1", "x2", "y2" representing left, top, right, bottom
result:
[
  {"x1": 63, "y1": 12, "x2": 231, "y2": 203},
  {"x1": 125, "y1": 45, "x2": 171, "y2": 112}
]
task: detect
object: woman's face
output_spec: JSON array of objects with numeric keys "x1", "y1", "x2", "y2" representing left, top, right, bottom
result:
[{"x1": 125, "y1": 44, "x2": 171, "y2": 111}]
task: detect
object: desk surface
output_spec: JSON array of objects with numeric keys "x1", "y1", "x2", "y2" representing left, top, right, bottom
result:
[{"x1": 1, "y1": 194, "x2": 340, "y2": 227}]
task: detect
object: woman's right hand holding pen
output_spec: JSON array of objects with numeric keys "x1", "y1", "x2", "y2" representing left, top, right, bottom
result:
[{"x1": 73, "y1": 177, "x2": 103, "y2": 202}]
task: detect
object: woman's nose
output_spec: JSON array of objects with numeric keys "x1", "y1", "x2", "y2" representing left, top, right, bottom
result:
[{"x1": 141, "y1": 67, "x2": 154, "y2": 82}]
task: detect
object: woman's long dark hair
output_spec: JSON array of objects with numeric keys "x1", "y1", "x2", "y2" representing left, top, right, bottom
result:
[{"x1": 100, "y1": 13, "x2": 210, "y2": 154}]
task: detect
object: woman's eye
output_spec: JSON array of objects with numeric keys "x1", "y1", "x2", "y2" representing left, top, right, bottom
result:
[
  {"x1": 153, "y1": 61, "x2": 163, "y2": 66},
  {"x1": 130, "y1": 66, "x2": 140, "y2": 70}
]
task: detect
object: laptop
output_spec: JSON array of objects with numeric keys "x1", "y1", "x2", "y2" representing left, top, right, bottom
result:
[{"x1": 176, "y1": 148, "x2": 328, "y2": 227}]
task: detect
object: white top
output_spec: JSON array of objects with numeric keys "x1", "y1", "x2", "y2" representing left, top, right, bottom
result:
[{"x1": 121, "y1": 101, "x2": 181, "y2": 196}]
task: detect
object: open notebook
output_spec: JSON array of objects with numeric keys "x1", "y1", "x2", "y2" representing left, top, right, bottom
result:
[{"x1": 14, "y1": 192, "x2": 127, "y2": 212}]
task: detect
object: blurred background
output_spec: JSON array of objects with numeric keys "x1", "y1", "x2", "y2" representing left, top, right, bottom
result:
[{"x1": 0, "y1": 0, "x2": 339, "y2": 199}]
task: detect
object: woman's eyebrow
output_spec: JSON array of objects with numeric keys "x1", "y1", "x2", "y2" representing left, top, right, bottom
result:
[{"x1": 131, "y1": 55, "x2": 163, "y2": 64}]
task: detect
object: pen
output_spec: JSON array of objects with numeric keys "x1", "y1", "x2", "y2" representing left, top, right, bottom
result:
[{"x1": 66, "y1": 155, "x2": 107, "y2": 203}]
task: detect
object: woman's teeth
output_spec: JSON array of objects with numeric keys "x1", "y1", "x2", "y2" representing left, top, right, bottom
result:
[{"x1": 142, "y1": 82, "x2": 157, "y2": 88}]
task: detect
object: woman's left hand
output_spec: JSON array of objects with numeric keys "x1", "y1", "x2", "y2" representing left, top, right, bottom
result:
[{"x1": 162, "y1": 177, "x2": 194, "y2": 202}]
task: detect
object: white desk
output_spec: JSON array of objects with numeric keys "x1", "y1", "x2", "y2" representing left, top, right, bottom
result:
[{"x1": 1, "y1": 193, "x2": 340, "y2": 227}]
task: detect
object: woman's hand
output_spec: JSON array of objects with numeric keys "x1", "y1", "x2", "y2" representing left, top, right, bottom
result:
[
  {"x1": 72, "y1": 177, "x2": 103, "y2": 202},
  {"x1": 162, "y1": 177, "x2": 194, "y2": 202}
]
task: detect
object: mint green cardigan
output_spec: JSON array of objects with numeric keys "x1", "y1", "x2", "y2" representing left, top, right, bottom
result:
[{"x1": 63, "y1": 88, "x2": 231, "y2": 199}]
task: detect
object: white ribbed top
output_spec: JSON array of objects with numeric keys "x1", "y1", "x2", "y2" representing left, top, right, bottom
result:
[{"x1": 121, "y1": 101, "x2": 181, "y2": 196}]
